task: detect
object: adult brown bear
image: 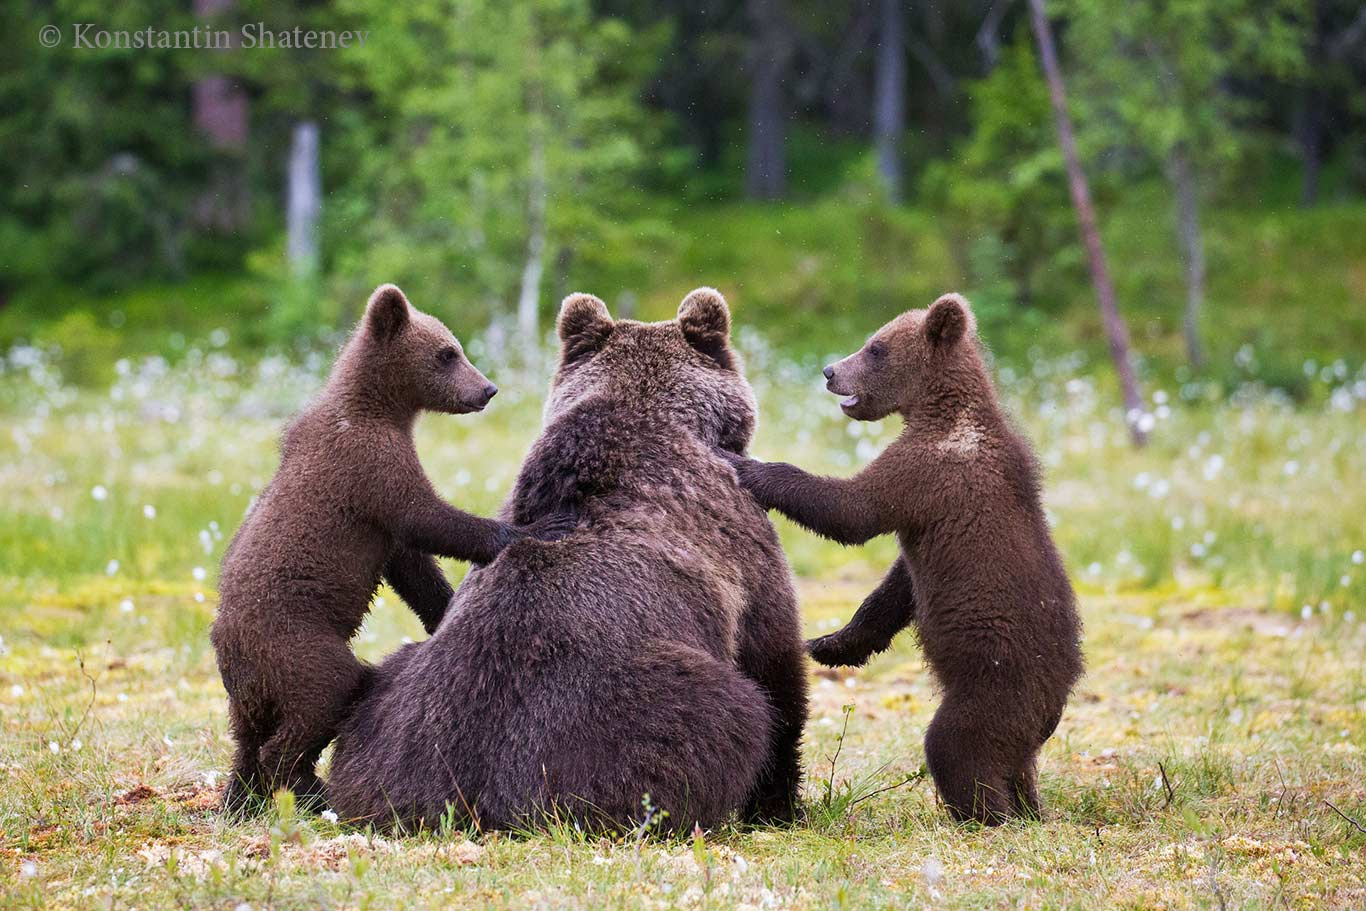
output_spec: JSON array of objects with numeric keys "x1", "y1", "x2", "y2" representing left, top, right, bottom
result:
[{"x1": 325, "y1": 289, "x2": 808, "y2": 832}]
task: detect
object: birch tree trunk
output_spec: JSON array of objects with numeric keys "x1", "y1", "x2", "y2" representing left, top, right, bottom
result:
[
  {"x1": 873, "y1": 0, "x2": 906, "y2": 200},
  {"x1": 1027, "y1": 0, "x2": 1148, "y2": 446},
  {"x1": 517, "y1": 100, "x2": 548, "y2": 350},
  {"x1": 1167, "y1": 147, "x2": 1206, "y2": 370},
  {"x1": 286, "y1": 121, "x2": 321, "y2": 279}
]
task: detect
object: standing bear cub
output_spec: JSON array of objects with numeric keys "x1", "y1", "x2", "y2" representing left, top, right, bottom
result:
[
  {"x1": 726, "y1": 293, "x2": 1083, "y2": 824},
  {"x1": 211, "y1": 284, "x2": 571, "y2": 814}
]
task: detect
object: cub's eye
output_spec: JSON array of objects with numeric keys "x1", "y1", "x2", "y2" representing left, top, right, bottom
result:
[
  {"x1": 438, "y1": 347, "x2": 459, "y2": 365},
  {"x1": 868, "y1": 342, "x2": 888, "y2": 360}
]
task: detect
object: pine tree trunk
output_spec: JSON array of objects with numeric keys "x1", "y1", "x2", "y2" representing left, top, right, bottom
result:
[
  {"x1": 1027, "y1": 0, "x2": 1147, "y2": 446},
  {"x1": 286, "y1": 121, "x2": 321, "y2": 279},
  {"x1": 192, "y1": 0, "x2": 249, "y2": 232},
  {"x1": 873, "y1": 0, "x2": 906, "y2": 200},
  {"x1": 746, "y1": 0, "x2": 793, "y2": 200},
  {"x1": 1167, "y1": 148, "x2": 1206, "y2": 371}
]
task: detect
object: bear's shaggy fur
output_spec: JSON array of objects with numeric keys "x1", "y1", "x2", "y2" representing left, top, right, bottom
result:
[
  {"x1": 325, "y1": 289, "x2": 809, "y2": 832},
  {"x1": 211, "y1": 285, "x2": 569, "y2": 814},
  {"x1": 727, "y1": 293, "x2": 1083, "y2": 825}
]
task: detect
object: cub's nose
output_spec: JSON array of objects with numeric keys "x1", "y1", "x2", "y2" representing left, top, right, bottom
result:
[
  {"x1": 481, "y1": 383, "x2": 499, "y2": 403},
  {"x1": 822, "y1": 365, "x2": 835, "y2": 380}
]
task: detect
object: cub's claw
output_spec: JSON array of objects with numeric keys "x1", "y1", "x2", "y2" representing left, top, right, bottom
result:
[
  {"x1": 523, "y1": 511, "x2": 579, "y2": 542},
  {"x1": 806, "y1": 632, "x2": 875, "y2": 668}
]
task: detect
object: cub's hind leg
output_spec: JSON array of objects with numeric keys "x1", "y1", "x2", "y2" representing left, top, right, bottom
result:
[{"x1": 254, "y1": 638, "x2": 366, "y2": 810}]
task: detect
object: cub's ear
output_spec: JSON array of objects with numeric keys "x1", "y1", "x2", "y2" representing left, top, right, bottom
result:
[
  {"x1": 678, "y1": 287, "x2": 735, "y2": 370},
  {"x1": 925, "y1": 293, "x2": 974, "y2": 349},
  {"x1": 365, "y1": 284, "x2": 411, "y2": 342},
  {"x1": 557, "y1": 293, "x2": 613, "y2": 365}
]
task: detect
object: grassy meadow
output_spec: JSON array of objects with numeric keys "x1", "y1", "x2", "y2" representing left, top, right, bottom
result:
[{"x1": 1, "y1": 327, "x2": 1365, "y2": 909}]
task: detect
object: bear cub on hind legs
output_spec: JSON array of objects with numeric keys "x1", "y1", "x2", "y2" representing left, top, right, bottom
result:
[
  {"x1": 211, "y1": 284, "x2": 574, "y2": 815},
  {"x1": 726, "y1": 293, "x2": 1083, "y2": 825}
]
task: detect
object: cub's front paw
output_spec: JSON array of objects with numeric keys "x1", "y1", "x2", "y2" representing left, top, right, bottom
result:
[
  {"x1": 806, "y1": 632, "x2": 874, "y2": 668},
  {"x1": 523, "y1": 510, "x2": 579, "y2": 542}
]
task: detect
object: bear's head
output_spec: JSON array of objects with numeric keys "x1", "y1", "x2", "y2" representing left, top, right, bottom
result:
[
  {"x1": 358, "y1": 284, "x2": 499, "y2": 415},
  {"x1": 823, "y1": 293, "x2": 979, "y2": 422},
  {"x1": 546, "y1": 288, "x2": 757, "y2": 453}
]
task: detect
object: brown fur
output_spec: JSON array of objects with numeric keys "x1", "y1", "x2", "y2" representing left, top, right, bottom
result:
[
  {"x1": 726, "y1": 293, "x2": 1083, "y2": 825},
  {"x1": 325, "y1": 289, "x2": 809, "y2": 832},
  {"x1": 211, "y1": 284, "x2": 571, "y2": 814}
]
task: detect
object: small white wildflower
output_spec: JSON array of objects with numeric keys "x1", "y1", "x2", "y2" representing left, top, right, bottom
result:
[
  {"x1": 922, "y1": 856, "x2": 944, "y2": 889},
  {"x1": 117, "y1": 693, "x2": 128, "y2": 703},
  {"x1": 10, "y1": 684, "x2": 23, "y2": 697},
  {"x1": 20, "y1": 861, "x2": 37, "y2": 878},
  {"x1": 321, "y1": 809, "x2": 339, "y2": 824},
  {"x1": 1341, "y1": 575, "x2": 1351, "y2": 588},
  {"x1": 105, "y1": 559, "x2": 119, "y2": 576},
  {"x1": 142, "y1": 504, "x2": 156, "y2": 519},
  {"x1": 91, "y1": 485, "x2": 108, "y2": 502},
  {"x1": 1190, "y1": 542, "x2": 1207, "y2": 558},
  {"x1": 1283, "y1": 460, "x2": 1299, "y2": 476},
  {"x1": 1300, "y1": 605, "x2": 1313, "y2": 620},
  {"x1": 48, "y1": 741, "x2": 60, "y2": 754},
  {"x1": 71, "y1": 739, "x2": 82, "y2": 751},
  {"x1": 192, "y1": 566, "x2": 207, "y2": 581},
  {"x1": 1319, "y1": 600, "x2": 1331, "y2": 614},
  {"x1": 1171, "y1": 515, "x2": 1186, "y2": 530},
  {"x1": 194, "y1": 592, "x2": 205, "y2": 604},
  {"x1": 234, "y1": 903, "x2": 252, "y2": 911},
  {"x1": 1136, "y1": 413, "x2": 1156, "y2": 435},
  {"x1": 119, "y1": 599, "x2": 134, "y2": 614},
  {"x1": 1353, "y1": 550, "x2": 1364, "y2": 565}
]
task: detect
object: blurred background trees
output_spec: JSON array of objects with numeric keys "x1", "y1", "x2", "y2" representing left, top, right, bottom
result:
[{"x1": 2, "y1": 0, "x2": 1364, "y2": 391}]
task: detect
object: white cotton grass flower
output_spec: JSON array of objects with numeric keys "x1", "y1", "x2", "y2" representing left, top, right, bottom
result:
[
  {"x1": 321, "y1": 809, "x2": 339, "y2": 824},
  {"x1": 48, "y1": 741, "x2": 60, "y2": 754},
  {"x1": 192, "y1": 566, "x2": 207, "y2": 582},
  {"x1": 1353, "y1": 550, "x2": 1364, "y2": 565},
  {"x1": 71, "y1": 739, "x2": 82, "y2": 751},
  {"x1": 142, "y1": 504, "x2": 156, "y2": 519},
  {"x1": 119, "y1": 599, "x2": 134, "y2": 614},
  {"x1": 10, "y1": 684, "x2": 22, "y2": 698},
  {"x1": 105, "y1": 559, "x2": 119, "y2": 576},
  {"x1": 20, "y1": 861, "x2": 37, "y2": 879},
  {"x1": 91, "y1": 485, "x2": 108, "y2": 502},
  {"x1": 922, "y1": 856, "x2": 945, "y2": 895}
]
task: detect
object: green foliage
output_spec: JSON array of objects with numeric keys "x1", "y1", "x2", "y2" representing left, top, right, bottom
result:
[
  {"x1": 1060, "y1": 0, "x2": 1308, "y2": 185},
  {"x1": 324, "y1": 0, "x2": 666, "y2": 331},
  {"x1": 921, "y1": 40, "x2": 1081, "y2": 319}
]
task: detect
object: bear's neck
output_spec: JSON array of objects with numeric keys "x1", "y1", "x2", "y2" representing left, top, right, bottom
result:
[
  {"x1": 899, "y1": 351, "x2": 1002, "y2": 433},
  {"x1": 317, "y1": 341, "x2": 419, "y2": 431}
]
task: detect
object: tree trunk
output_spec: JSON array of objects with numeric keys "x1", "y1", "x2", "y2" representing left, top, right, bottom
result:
[
  {"x1": 1295, "y1": 87, "x2": 1323, "y2": 207},
  {"x1": 192, "y1": 0, "x2": 250, "y2": 232},
  {"x1": 746, "y1": 0, "x2": 794, "y2": 200},
  {"x1": 873, "y1": 0, "x2": 906, "y2": 200},
  {"x1": 286, "y1": 121, "x2": 321, "y2": 279},
  {"x1": 1027, "y1": 0, "x2": 1147, "y2": 446},
  {"x1": 517, "y1": 104, "x2": 548, "y2": 349},
  {"x1": 1167, "y1": 147, "x2": 1206, "y2": 371}
]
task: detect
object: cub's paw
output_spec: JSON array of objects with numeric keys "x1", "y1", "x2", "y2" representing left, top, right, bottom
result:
[
  {"x1": 805, "y1": 632, "x2": 874, "y2": 668},
  {"x1": 522, "y1": 510, "x2": 579, "y2": 542}
]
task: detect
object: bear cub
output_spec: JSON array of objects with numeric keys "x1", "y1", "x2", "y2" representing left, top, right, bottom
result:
[
  {"x1": 211, "y1": 284, "x2": 572, "y2": 814},
  {"x1": 725, "y1": 293, "x2": 1083, "y2": 824}
]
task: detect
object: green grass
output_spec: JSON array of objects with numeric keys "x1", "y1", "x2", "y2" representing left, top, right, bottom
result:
[
  {"x1": 1, "y1": 341, "x2": 1365, "y2": 908},
  {"x1": 4, "y1": 192, "x2": 1365, "y2": 378}
]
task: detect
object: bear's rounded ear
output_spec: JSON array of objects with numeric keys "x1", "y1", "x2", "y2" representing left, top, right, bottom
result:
[
  {"x1": 365, "y1": 284, "x2": 411, "y2": 342},
  {"x1": 557, "y1": 293, "x2": 613, "y2": 365},
  {"x1": 678, "y1": 287, "x2": 735, "y2": 370},
  {"x1": 925, "y1": 293, "x2": 974, "y2": 349}
]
